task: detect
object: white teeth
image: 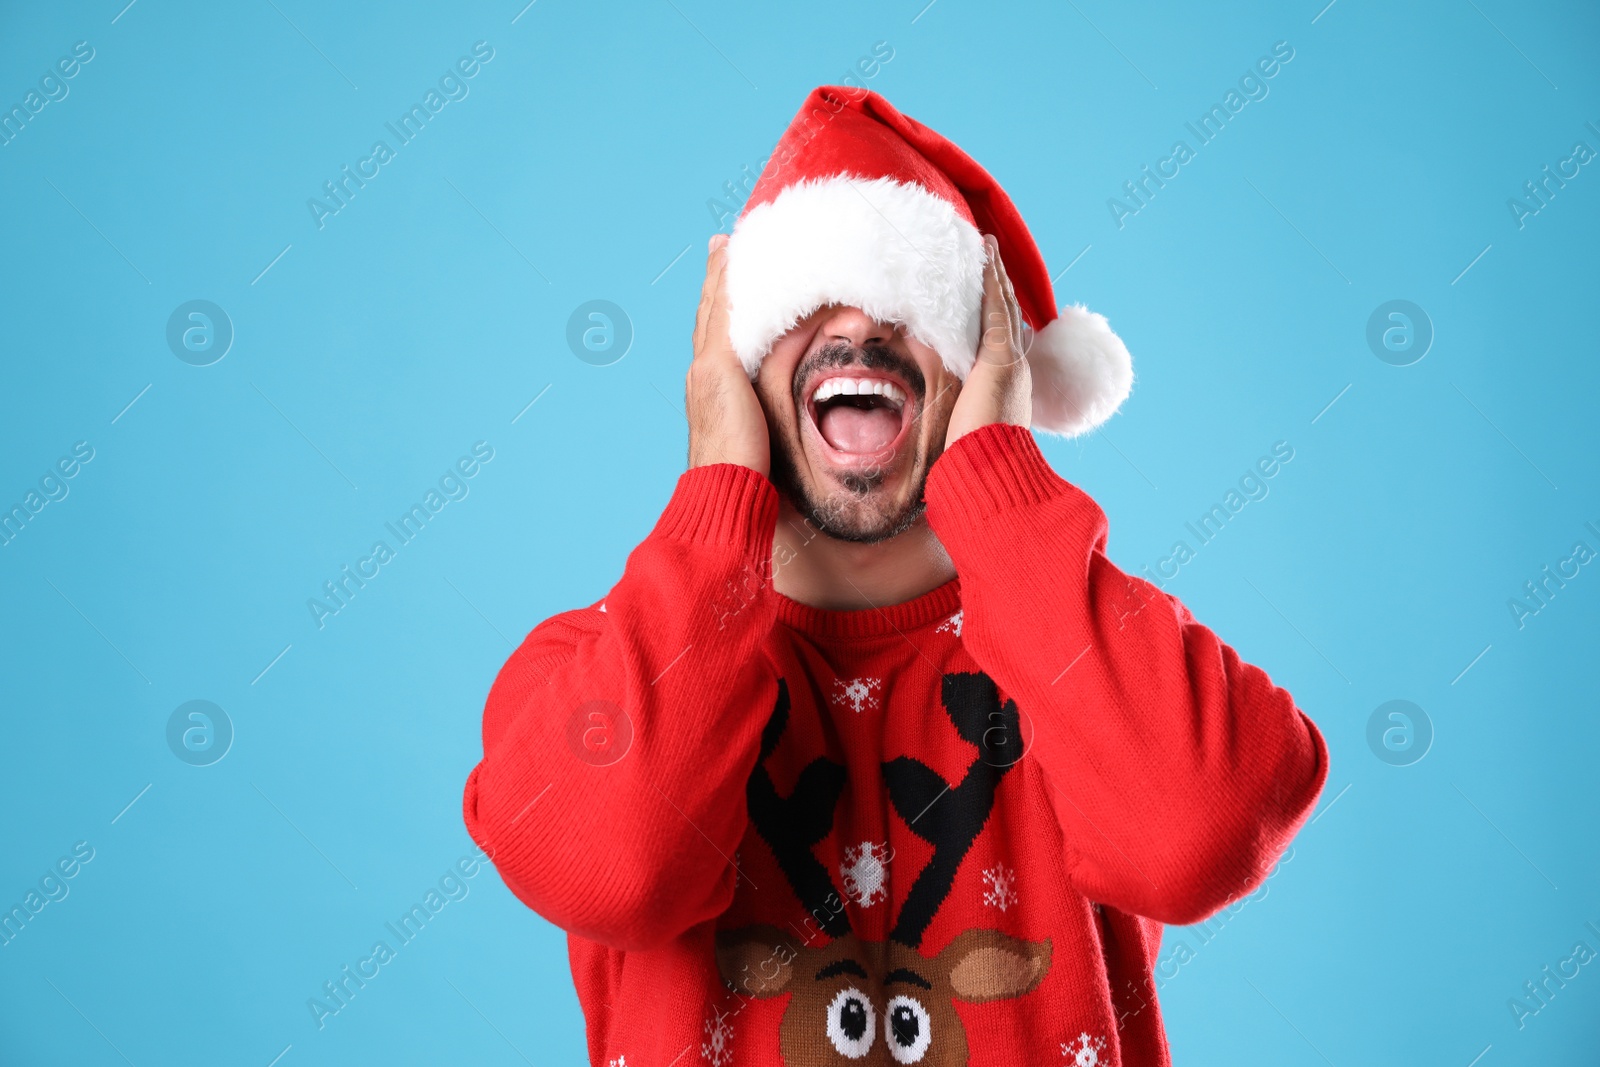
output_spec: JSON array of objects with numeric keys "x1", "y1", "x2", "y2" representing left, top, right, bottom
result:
[{"x1": 811, "y1": 377, "x2": 906, "y2": 407}]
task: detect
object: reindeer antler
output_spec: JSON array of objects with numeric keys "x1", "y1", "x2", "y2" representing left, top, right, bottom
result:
[
  {"x1": 885, "y1": 671, "x2": 1023, "y2": 947},
  {"x1": 746, "y1": 679, "x2": 851, "y2": 939}
]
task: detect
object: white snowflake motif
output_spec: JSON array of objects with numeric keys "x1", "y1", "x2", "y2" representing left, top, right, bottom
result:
[
  {"x1": 607, "y1": 1057, "x2": 626, "y2": 1067},
  {"x1": 935, "y1": 610, "x2": 964, "y2": 636},
  {"x1": 839, "y1": 841, "x2": 891, "y2": 907},
  {"x1": 982, "y1": 862, "x2": 1018, "y2": 912},
  {"x1": 831, "y1": 677, "x2": 882, "y2": 715},
  {"x1": 1063, "y1": 1032, "x2": 1107, "y2": 1067},
  {"x1": 702, "y1": 1009, "x2": 734, "y2": 1066}
]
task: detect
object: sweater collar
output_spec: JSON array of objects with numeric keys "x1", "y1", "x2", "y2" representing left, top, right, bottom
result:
[{"x1": 773, "y1": 577, "x2": 963, "y2": 640}]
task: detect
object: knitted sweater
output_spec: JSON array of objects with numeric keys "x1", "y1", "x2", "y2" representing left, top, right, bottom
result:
[{"x1": 462, "y1": 423, "x2": 1328, "y2": 1067}]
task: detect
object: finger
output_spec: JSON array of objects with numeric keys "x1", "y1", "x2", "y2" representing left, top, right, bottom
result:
[
  {"x1": 985, "y1": 241, "x2": 1024, "y2": 367},
  {"x1": 702, "y1": 248, "x2": 733, "y2": 361},
  {"x1": 694, "y1": 260, "x2": 730, "y2": 362},
  {"x1": 979, "y1": 237, "x2": 1014, "y2": 366},
  {"x1": 978, "y1": 236, "x2": 999, "y2": 342},
  {"x1": 697, "y1": 241, "x2": 729, "y2": 350},
  {"x1": 693, "y1": 235, "x2": 726, "y2": 352},
  {"x1": 989, "y1": 241, "x2": 1026, "y2": 365}
]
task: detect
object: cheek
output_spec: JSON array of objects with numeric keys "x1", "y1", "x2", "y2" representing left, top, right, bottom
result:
[
  {"x1": 762, "y1": 348, "x2": 816, "y2": 414},
  {"x1": 754, "y1": 372, "x2": 796, "y2": 425},
  {"x1": 756, "y1": 350, "x2": 805, "y2": 405},
  {"x1": 905, "y1": 346, "x2": 951, "y2": 415},
  {"x1": 919, "y1": 373, "x2": 959, "y2": 436}
]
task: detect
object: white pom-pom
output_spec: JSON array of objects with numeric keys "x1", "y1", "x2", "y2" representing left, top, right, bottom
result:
[{"x1": 1026, "y1": 305, "x2": 1134, "y2": 437}]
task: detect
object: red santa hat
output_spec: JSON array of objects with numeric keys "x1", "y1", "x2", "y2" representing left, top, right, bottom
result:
[{"x1": 725, "y1": 86, "x2": 1133, "y2": 438}]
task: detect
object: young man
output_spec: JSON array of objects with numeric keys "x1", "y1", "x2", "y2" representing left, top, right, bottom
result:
[{"x1": 463, "y1": 86, "x2": 1328, "y2": 1067}]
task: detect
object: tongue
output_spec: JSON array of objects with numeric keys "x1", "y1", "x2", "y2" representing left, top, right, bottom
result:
[{"x1": 818, "y1": 403, "x2": 901, "y2": 454}]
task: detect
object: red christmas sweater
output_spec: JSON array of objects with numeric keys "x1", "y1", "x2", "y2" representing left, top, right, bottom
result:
[{"x1": 463, "y1": 423, "x2": 1328, "y2": 1067}]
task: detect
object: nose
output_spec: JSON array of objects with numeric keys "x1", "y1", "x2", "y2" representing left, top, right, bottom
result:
[{"x1": 815, "y1": 305, "x2": 897, "y2": 350}]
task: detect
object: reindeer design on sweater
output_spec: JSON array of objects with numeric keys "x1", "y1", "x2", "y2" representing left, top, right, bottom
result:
[{"x1": 716, "y1": 673, "x2": 1053, "y2": 1066}]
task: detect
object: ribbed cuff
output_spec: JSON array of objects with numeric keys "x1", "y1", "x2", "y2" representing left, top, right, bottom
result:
[
  {"x1": 926, "y1": 423, "x2": 1070, "y2": 521},
  {"x1": 652, "y1": 463, "x2": 779, "y2": 548}
]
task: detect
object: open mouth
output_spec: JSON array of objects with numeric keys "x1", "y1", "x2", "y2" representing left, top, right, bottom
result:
[{"x1": 803, "y1": 372, "x2": 914, "y2": 467}]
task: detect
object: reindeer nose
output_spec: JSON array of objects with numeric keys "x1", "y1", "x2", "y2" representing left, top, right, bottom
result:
[{"x1": 816, "y1": 305, "x2": 897, "y2": 350}]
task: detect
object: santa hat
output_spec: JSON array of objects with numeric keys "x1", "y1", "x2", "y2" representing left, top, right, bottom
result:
[{"x1": 725, "y1": 86, "x2": 1133, "y2": 438}]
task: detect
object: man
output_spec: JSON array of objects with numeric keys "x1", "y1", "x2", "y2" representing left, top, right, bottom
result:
[{"x1": 463, "y1": 86, "x2": 1327, "y2": 1067}]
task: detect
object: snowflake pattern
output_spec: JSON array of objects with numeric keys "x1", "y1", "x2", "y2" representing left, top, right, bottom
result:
[
  {"x1": 1063, "y1": 1032, "x2": 1106, "y2": 1067},
  {"x1": 982, "y1": 862, "x2": 1018, "y2": 912},
  {"x1": 840, "y1": 841, "x2": 892, "y2": 907},
  {"x1": 935, "y1": 610, "x2": 964, "y2": 636},
  {"x1": 607, "y1": 1057, "x2": 627, "y2": 1067},
  {"x1": 831, "y1": 677, "x2": 883, "y2": 715},
  {"x1": 702, "y1": 1009, "x2": 734, "y2": 1067}
]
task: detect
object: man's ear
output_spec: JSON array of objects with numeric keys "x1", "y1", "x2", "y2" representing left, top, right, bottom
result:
[{"x1": 716, "y1": 924, "x2": 800, "y2": 998}]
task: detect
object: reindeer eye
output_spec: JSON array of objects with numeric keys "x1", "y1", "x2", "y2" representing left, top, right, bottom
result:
[
  {"x1": 885, "y1": 995, "x2": 932, "y2": 1063},
  {"x1": 825, "y1": 986, "x2": 876, "y2": 1059}
]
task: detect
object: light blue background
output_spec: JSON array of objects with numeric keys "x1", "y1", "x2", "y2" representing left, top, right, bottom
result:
[{"x1": 2, "y1": 1, "x2": 1597, "y2": 1064}]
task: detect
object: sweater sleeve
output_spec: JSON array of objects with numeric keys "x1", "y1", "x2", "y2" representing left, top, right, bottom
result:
[
  {"x1": 924, "y1": 423, "x2": 1329, "y2": 927},
  {"x1": 462, "y1": 462, "x2": 782, "y2": 951}
]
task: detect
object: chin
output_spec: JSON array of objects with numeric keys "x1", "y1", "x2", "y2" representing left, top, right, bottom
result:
[
  {"x1": 794, "y1": 484, "x2": 928, "y2": 545},
  {"x1": 776, "y1": 437, "x2": 932, "y2": 546}
]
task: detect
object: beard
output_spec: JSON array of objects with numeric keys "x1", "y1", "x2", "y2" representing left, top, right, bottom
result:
[{"x1": 769, "y1": 340, "x2": 939, "y2": 545}]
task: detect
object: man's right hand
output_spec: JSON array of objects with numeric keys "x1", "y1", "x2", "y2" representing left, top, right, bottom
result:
[{"x1": 687, "y1": 233, "x2": 770, "y2": 477}]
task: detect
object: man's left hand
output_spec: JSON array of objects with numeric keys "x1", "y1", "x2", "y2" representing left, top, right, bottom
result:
[{"x1": 945, "y1": 234, "x2": 1032, "y2": 448}]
